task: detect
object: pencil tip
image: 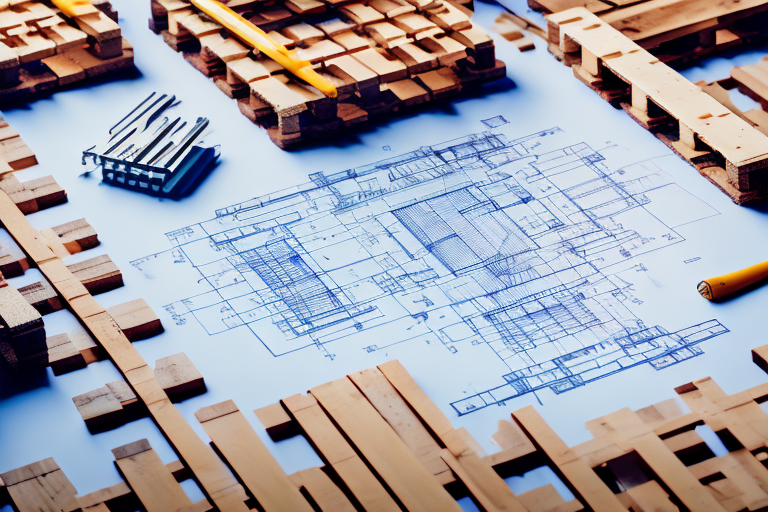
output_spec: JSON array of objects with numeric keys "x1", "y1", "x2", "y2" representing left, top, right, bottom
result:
[{"x1": 697, "y1": 281, "x2": 713, "y2": 300}]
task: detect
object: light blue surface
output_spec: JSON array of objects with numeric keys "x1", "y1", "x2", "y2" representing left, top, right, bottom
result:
[{"x1": 1, "y1": 0, "x2": 768, "y2": 505}]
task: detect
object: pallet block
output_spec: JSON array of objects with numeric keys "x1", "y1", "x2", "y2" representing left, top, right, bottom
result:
[
  {"x1": 154, "y1": 352, "x2": 205, "y2": 401},
  {"x1": 106, "y1": 298, "x2": 163, "y2": 341},
  {"x1": 0, "y1": 1, "x2": 135, "y2": 105},
  {"x1": 0, "y1": 283, "x2": 46, "y2": 368},
  {"x1": 67, "y1": 254, "x2": 123, "y2": 295},
  {"x1": 0, "y1": 229, "x2": 29, "y2": 277},
  {"x1": 148, "y1": 0, "x2": 505, "y2": 149},
  {"x1": 46, "y1": 332, "x2": 87, "y2": 375},
  {"x1": 546, "y1": 8, "x2": 768, "y2": 204},
  {"x1": 0, "y1": 174, "x2": 66, "y2": 214},
  {"x1": 19, "y1": 278, "x2": 62, "y2": 314},
  {"x1": 533, "y1": 0, "x2": 768, "y2": 66}
]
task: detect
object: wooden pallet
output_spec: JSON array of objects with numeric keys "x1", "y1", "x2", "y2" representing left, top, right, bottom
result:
[
  {"x1": 530, "y1": 0, "x2": 768, "y2": 67},
  {"x1": 8, "y1": 344, "x2": 768, "y2": 511},
  {"x1": 546, "y1": 8, "x2": 768, "y2": 204},
  {"x1": 0, "y1": 0, "x2": 134, "y2": 105},
  {"x1": 148, "y1": 0, "x2": 505, "y2": 149}
]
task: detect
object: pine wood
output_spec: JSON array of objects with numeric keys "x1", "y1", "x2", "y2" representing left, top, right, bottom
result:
[
  {"x1": 196, "y1": 400, "x2": 315, "y2": 512},
  {"x1": 311, "y1": 377, "x2": 463, "y2": 512},
  {"x1": 106, "y1": 298, "x2": 163, "y2": 341}
]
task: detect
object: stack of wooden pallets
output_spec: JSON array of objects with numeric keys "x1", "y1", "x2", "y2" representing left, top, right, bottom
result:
[
  {"x1": 148, "y1": 0, "x2": 506, "y2": 149},
  {"x1": 0, "y1": 0, "x2": 134, "y2": 104},
  {"x1": 530, "y1": 0, "x2": 768, "y2": 67},
  {"x1": 545, "y1": 8, "x2": 768, "y2": 204}
]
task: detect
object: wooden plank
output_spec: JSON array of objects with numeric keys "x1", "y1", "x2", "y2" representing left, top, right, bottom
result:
[
  {"x1": 310, "y1": 377, "x2": 463, "y2": 512},
  {"x1": 348, "y1": 367, "x2": 450, "y2": 479},
  {"x1": 195, "y1": 400, "x2": 315, "y2": 512},
  {"x1": 112, "y1": 439, "x2": 193, "y2": 512},
  {"x1": 281, "y1": 392, "x2": 401, "y2": 512}
]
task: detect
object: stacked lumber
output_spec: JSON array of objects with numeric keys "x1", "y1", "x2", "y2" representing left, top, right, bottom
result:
[
  {"x1": 546, "y1": 8, "x2": 768, "y2": 204},
  {"x1": 9, "y1": 345, "x2": 768, "y2": 511},
  {"x1": 0, "y1": 0, "x2": 134, "y2": 105},
  {"x1": 0, "y1": 282, "x2": 46, "y2": 368},
  {"x1": 531, "y1": 0, "x2": 768, "y2": 66},
  {"x1": 148, "y1": 0, "x2": 505, "y2": 149}
]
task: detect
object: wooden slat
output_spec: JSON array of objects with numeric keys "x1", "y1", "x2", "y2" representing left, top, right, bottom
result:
[
  {"x1": 348, "y1": 367, "x2": 450, "y2": 480},
  {"x1": 311, "y1": 377, "x2": 463, "y2": 512},
  {"x1": 281, "y1": 393, "x2": 401, "y2": 512},
  {"x1": 112, "y1": 439, "x2": 193, "y2": 512},
  {"x1": 195, "y1": 400, "x2": 315, "y2": 512}
]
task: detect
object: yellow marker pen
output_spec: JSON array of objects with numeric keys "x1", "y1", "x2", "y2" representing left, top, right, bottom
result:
[
  {"x1": 698, "y1": 259, "x2": 768, "y2": 301},
  {"x1": 51, "y1": 0, "x2": 99, "y2": 18},
  {"x1": 190, "y1": 0, "x2": 337, "y2": 98}
]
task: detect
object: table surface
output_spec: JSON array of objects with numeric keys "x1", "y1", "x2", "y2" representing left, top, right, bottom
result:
[{"x1": 1, "y1": 0, "x2": 768, "y2": 507}]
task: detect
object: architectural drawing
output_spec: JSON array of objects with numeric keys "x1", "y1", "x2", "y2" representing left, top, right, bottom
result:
[{"x1": 132, "y1": 126, "x2": 727, "y2": 415}]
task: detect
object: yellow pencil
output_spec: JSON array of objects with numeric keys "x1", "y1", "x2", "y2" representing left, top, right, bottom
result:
[
  {"x1": 698, "y1": 259, "x2": 768, "y2": 301},
  {"x1": 51, "y1": 0, "x2": 100, "y2": 17},
  {"x1": 190, "y1": 0, "x2": 337, "y2": 98}
]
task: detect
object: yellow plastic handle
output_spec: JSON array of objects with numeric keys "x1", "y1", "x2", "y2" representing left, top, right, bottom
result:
[
  {"x1": 51, "y1": 0, "x2": 99, "y2": 18},
  {"x1": 190, "y1": 0, "x2": 337, "y2": 98},
  {"x1": 698, "y1": 259, "x2": 768, "y2": 301}
]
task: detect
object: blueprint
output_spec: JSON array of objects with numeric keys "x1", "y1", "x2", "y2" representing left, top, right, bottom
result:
[{"x1": 132, "y1": 122, "x2": 727, "y2": 414}]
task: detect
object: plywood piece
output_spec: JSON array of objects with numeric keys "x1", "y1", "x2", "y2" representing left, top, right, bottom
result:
[
  {"x1": 311, "y1": 378, "x2": 462, "y2": 512},
  {"x1": 1, "y1": 458, "x2": 77, "y2": 512},
  {"x1": 195, "y1": 400, "x2": 315, "y2": 512}
]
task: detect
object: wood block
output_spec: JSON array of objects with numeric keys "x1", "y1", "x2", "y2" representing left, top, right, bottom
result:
[
  {"x1": 227, "y1": 57, "x2": 273, "y2": 84},
  {"x1": 427, "y1": 1, "x2": 471, "y2": 31},
  {"x1": 47, "y1": 332, "x2": 86, "y2": 375},
  {"x1": 371, "y1": 0, "x2": 417, "y2": 18},
  {"x1": 310, "y1": 378, "x2": 462, "y2": 511},
  {"x1": 392, "y1": 13, "x2": 438, "y2": 35},
  {"x1": 282, "y1": 392, "x2": 401, "y2": 512},
  {"x1": 48, "y1": 218, "x2": 99, "y2": 254},
  {"x1": 73, "y1": 384, "x2": 125, "y2": 430},
  {"x1": 0, "y1": 231, "x2": 28, "y2": 277},
  {"x1": 112, "y1": 439, "x2": 193, "y2": 512},
  {"x1": 195, "y1": 400, "x2": 315, "y2": 512},
  {"x1": 41, "y1": 53, "x2": 87, "y2": 86},
  {"x1": 67, "y1": 254, "x2": 123, "y2": 295},
  {"x1": 340, "y1": 3, "x2": 386, "y2": 25},
  {"x1": 289, "y1": 467, "x2": 356, "y2": 512},
  {"x1": 282, "y1": 23, "x2": 325, "y2": 45},
  {"x1": 352, "y1": 48, "x2": 407, "y2": 83},
  {"x1": 106, "y1": 298, "x2": 163, "y2": 341},
  {"x1": 332, "y1": 31, "x2": 371, "y2": 52},
  {"x1": 1, "y1": 458, "x2": 77, "y2": 512},
  {"x1": 285, "y1": 0, "x2": 326, "y2": 15},
  {"x1": 0, "y1": 175, "x2": 66, "y2": 214},
  {"x1": 414, "y1": 66, "x2": 460, "y2": 98},
  {"x1": 254, "y1": 402, "x2": 295, "y2": 440},
  {"x1": 154, "y1": 352, "x2": 205, "y2": 402},
  {"x1": 18, "y1": 278, "x2": 62, "y2": 314},
  {"x1": 391, "y1": 43, "x2": 437, "y2": 73},
  {"x1": 317, "y1": 18, "x2": 356, "y2": 37}
]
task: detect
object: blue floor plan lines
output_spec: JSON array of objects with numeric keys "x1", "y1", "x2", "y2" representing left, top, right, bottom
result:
[{"x1": 132, "y1": 126, "x2": 727, "y2": 413}]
